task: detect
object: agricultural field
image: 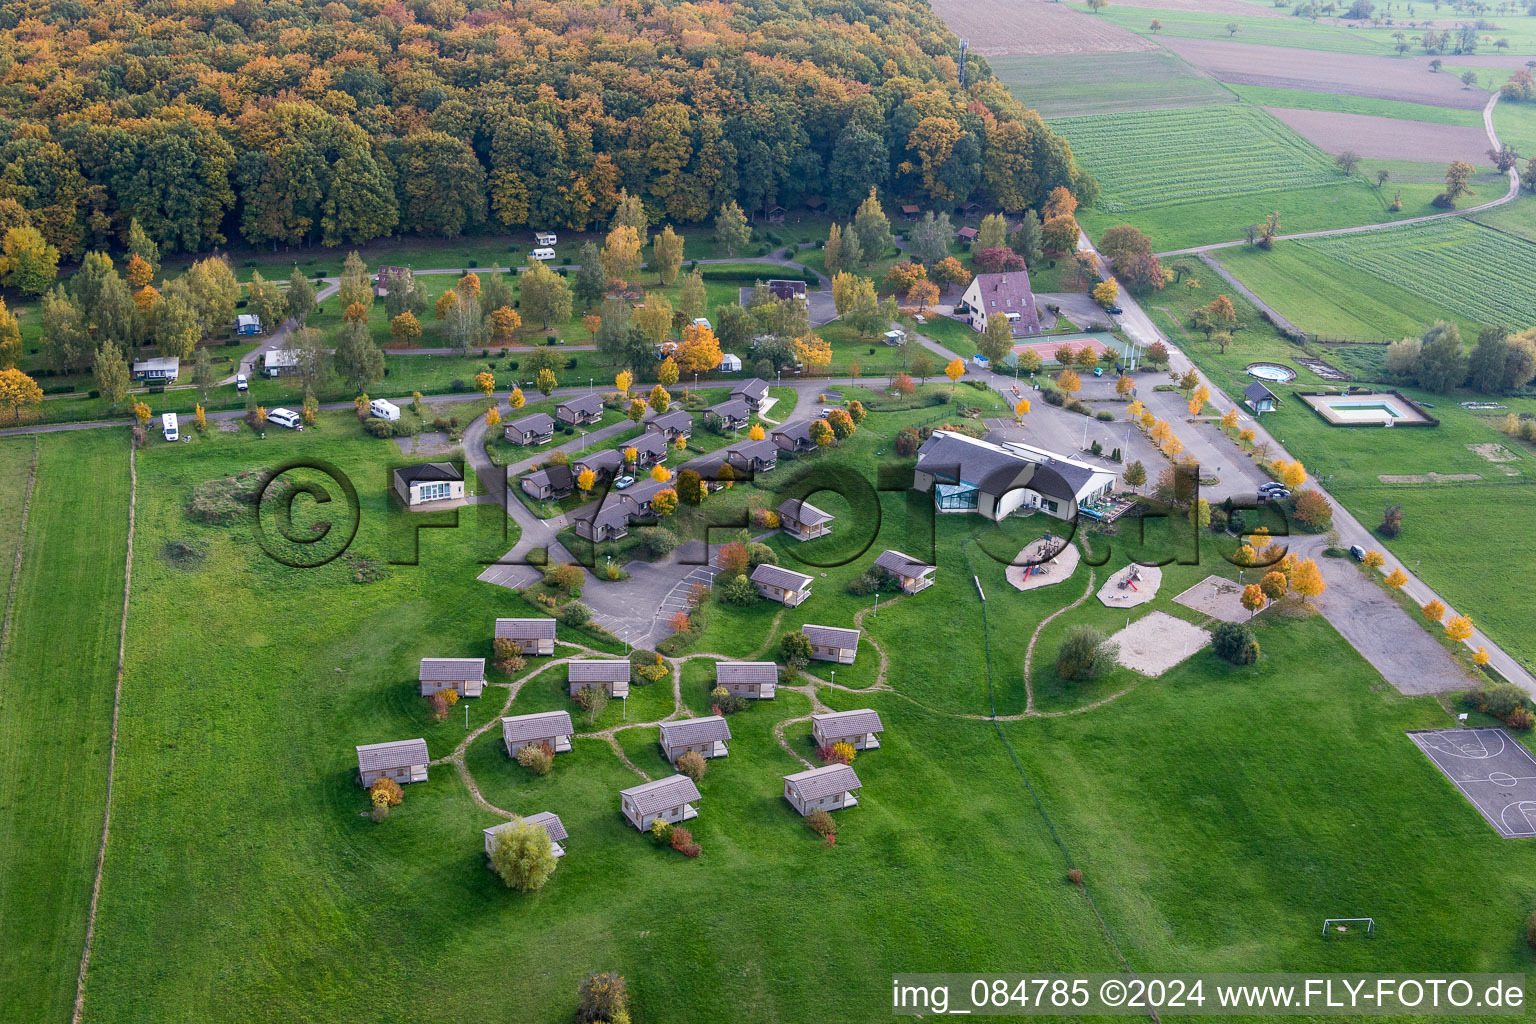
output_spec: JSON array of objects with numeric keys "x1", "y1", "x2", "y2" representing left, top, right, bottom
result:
[
  {"x1": 926, "y1": 0, "x2": 1155, "y2": 55},
  {"x1": 989, "y1": 51, "x2": 1237, "y2": 116},
  {"x1": 1066, "y1": 3, "x2": 1403, "y2": 54},
  {"x1": 1226, "y1": 84, "x2": 1488, "y2": 126},
  {"x1": 1297, "y1": 217, "x2": 1536, "y2": 328},
  {"x1": 1263, "y1": 106, "x2": 1493, "y2": 164},
  {"x1": 1472, "y1": 193, "x2": 1536, "y2": 242}
]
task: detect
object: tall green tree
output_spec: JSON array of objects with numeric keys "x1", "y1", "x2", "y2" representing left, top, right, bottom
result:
[
  {"x1": 908, "y1": 211, "x2": 953, "y2": 265},
  {"x1": 574, "y1": 242, "x2": 606, "y2": 307},
  {"x1": 337, "y1": 251, "x2": 373, "y2": 312},
  {"x1": 93, "y1": 340, "x2": 130, "y2": 409},
  {"x1": 191, "y1": 346, "x2": 218, "y2": 398},
  {"x1": 126, "y1": 218, "x2": 160, "y2": 275},
  {"x1": 677, "y1": 268, "x2": 707, "y2": 322},
  {"x1": 285, "y1": 268, "x2": 318, "y2": 325},
  {"x1": 333, "y1": 320, "x2": 385, "y2": 393},
  {"x1": 652, "y1": 225, "x2": 685, "y2": 286},
  {"x1": 245, "y1": 271, "x2": 286, "y2": 334},
  {"x1": 0, "y1": 299, "x2": 19, "y2": 370},
  {"x1": 1414, "y1": 321, "x2": 1467, "y2": 392},
  {"x1": 70, "y1": 252, "x2": 135, "y2": 349},
  {"x1": 154, "y1": 284, "x2": 202, "y2": 362},
  {"x1": 379, "y1": 268, "x2": 422, "y2": 320},
  {"x1": 520, "y1": 262, "x2": 573, "y2": 329},
  {"x1": 852, "y1": 188, "x2": 893, "y2": 266},
  {"x1": 714, "y1": 200, "x2": 751, "y2": 257},
  {"x1": 391, "y1": 132, "x2": 486, "y2": 237},
  {"x1": 40, "y1": 288, "x2": 90, "y2": 373},
  {"x1": 595, "y1": 297, "x2": 633, "y2": 365}
]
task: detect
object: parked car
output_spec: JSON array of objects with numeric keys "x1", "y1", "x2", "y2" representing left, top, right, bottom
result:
[
  {"x1": 1257, "y1": 488, "x2": 1289, "y2": 502},
  {"x1": 1349, "y1": 545, "x2": 1367, "y2": 562},
  {"x1": 161, "y1": 412, "x2": 179, "y2": 442},
  {"x1": 614, "y1": 475, "x2": 636, "y2": 490},
  {"x1": 235, "y1": 373, "x2": 248, "y2": 392},
  {"x1": 1105, "y1": 305, "x2": 1124, "y2": 315},
  {"x1": 1258, "y1": 481, "x2": 1287, "y2": 494}
]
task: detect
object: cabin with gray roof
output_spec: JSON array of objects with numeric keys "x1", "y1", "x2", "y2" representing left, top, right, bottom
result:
[
  {"x1": 501, "y1": 710, "x2": 574, "y2": 757},
  {"x1": 704, "y1": 396, "x2": 751, "y2": 431},
  {"x1": 912, "y1": 431, "x2": 1114, "y2": 522},
  {"x1": 573, "y1": 497, "x2": 633, "y2": 543},
  {"x1": 645, "y1": 408, "x2": 693, "y2": 442},
  {"x1": 801, "y1": 623, "x2": 860, "y2": 664},
  {"x1": 658, "y1": 715, "x2": 732, "y2": 762},
  {"x1": 750, "y1": 563, "x2": 814, "y2": 607},
  {"x1": 556, "y1": 392, "x2": 605, "y2": 425},
  {"x1": 715, "y1": 661, "x2": 777, "y2": 699},
  {"x1": 132, "y1": 355, "x2": 180, "y2": 381},
  {"x1": 504, "y1": 412, "x2": 555, "y2": 446},
  {"x1": 874, "y1": 549, "x2": 935, "y2": 594},
  {"x1": 778, "y1": 497, "x2": 833, "y2": 541},
  {"x1": 356, "y1": 738, "x2": 430, "y2": 787},
  {"x1": 521, "y1": 464, "x2": 574, "y2": 501},
  {"x1": 483, "y1": 811, "x2": 568, "y2": 858},
  {"x1": 494, "y1": 617, "x2": 556, "y2": 656},
  {"x1": 783, "y1": 763, "x2": 862, "y2": 815},
  {"x1": 625, "y1": 432, "x2": 670, "y2": 468},
  {"x1": 1243, "y1": 381, "x2": 1278, "y2": 415},
  {"x1": 812, "y1": 708, "x2": 883, "y2": 749},
  {"x1": 731, "y1": 378, "x2": 770, "y2": 409},
  {"x1": 573, "y1": 448, "x2": 624, "y2": 481},
  {"x1": 568, "y1": 659, "x2": 630, "y2": 698},
  {"x1": 419, "y1": 657, "x2": 486, "y2": 697},
  {"x1": 725, "y1": 438, "x2": 777, "y2": 475},
  {"x1": 620, "y1": 774, "x2": 701, "y2": 830},
  {"x1": 771, "y1": 420, "x2": 818, "y2": 454}
]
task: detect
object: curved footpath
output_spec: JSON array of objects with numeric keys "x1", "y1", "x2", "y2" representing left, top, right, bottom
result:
[{"x1": 1156, "y1": 91, "x2": 1520, "y2": 259}]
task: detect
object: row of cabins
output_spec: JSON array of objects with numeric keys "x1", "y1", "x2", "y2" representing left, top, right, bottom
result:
[{"x1": 749, "y1": 548, "x2": 933, "y2": 612}]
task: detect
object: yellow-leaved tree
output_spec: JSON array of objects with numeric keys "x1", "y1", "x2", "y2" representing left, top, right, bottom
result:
[
  {"x1": 576, "y1": 468, "x2": 597, "y2": 494},
  {"x1": 1444, "y1": 615, "x2": 1474, "y2": 643},
  {"x1": 475, "y1": 371, "x2": 495, "y2": 396},
  {"x1": 485, "y1": 406, "x2": 501, "y2": 428},
  {"x1": 509, "y1": 387, "x2": 525, "y2": 410}
]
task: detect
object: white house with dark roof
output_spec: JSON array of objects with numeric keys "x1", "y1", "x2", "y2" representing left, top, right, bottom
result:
[
  {"x1": 751, "y1": 563, "x2": 814, "y2": 607},
  {"x1": 1243, "y1": 381, "x2": 1278, "y2": 415},
  {"x1": 504, "y1": 412, "x2": 556, "y2": 446},
  {"x1": 812, "y1": 708, "x2": 884, "y2": 749},
  {"x1": 958, "y1": 271, "x2": 1040, "y2": 337},
  {"x1": 501, "y1": 710, "x2": 574, "y2": 757},
  {"x1": 620, "y1": 774, "x2": 701, "y2": 830},
  {"x1": 356, "y1": 738, "x2": 430, "y2": 787},
  {"x1": 568, "y1": 659, "x2": 630, "y2": 698},
  {"x1": 556, "y1": 393, "x2": 605, "y2": 425},
  {"x1": 132, "y1": 355, "x2": 180, "y2": 381},
  {"x1": 483, "y1": 811, "x2": 568, "y2": 858},
  {"x1": 783, "y1": 763, "x2": 862, "y2": 815},
  {"x1": 658, "y1": 715, "x2": 732, "y2": 762},
  {"x1": 494, "y1": 618, "x2": 556, "y2": 656},
  {"x1": 801, "y1": 624, "x2": 859, "y2": 664},
  {"x1": 874, "y1": 549, "x2": 935, "y2": 594},
  {"x1": 393, "y1": 463, "x2": 464, "y2": 507},
  {"x1": 715, "y1": 661, "x2": 777, "y2": 699},
  {"x1": 778, "y1": 497, "x2": 834, "y2": 541},
  {"x1": 419, "y1": 657, "x2": 486, "y2": 697},
  {"x1": 912, "y1": 431, "x2": 1114, "y2": 521}
]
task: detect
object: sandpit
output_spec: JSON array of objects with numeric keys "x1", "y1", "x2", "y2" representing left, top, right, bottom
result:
[
  {"x1": 1173, "y1": 575, "x2": 1256, "y2": 624},
  {"x1": 1111, "y1": 611, "x2": 1211, "y2": 677},
  {"x1": 1006, "y1": 535, "x2": 1080, "y2": 591},
  {"x1": 1096, "y1": 562, "x2": 1161, "y2": 608}
]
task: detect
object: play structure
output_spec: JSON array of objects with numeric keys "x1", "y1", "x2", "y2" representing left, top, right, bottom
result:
[
  {"x1": 1006, "y1": 534, "x2": 1080, "y2": 592},
  {"x1": 1097, "y1": 562, "x2": 1162, "y2": 608}
]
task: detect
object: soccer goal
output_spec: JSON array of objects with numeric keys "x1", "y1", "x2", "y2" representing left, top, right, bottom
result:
[{"x1": 1322, "y1": 918, "x2": 1376, "y2": 939}]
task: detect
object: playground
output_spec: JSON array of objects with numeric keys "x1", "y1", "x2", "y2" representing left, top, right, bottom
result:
[
  {"x1": 1409, "y1": 728, "x2": 1536, "y2": 838},
  {"x1": 1173, "y1": 575, "x2": 1256, "y2": 624},
  {"x1": 1005, "y1": 535, "x2": 1080, "y2": 591},
  {"x1": 1097, "y1": 562, "x2": 1161, "y2": 608},
  {"x1": 1109, "y1": 611, "x2": 1211, "y2": 677}
]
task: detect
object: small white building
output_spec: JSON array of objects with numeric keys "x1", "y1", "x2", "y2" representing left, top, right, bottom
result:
[
  {"x1": 783, "y1": 763, "x2": 862, "y2": 816},
  {"x1": 393, "y1": 463, "x2": 464, "y2": 507},
  {"x1": 501, "y1": 711, "x2": 574, "y2": 757},
  {"x1": 236, "y1": 313, "x2": 263, "y2": 335},
  {"x1": 751, "y1": 563, "x2": 814, "y2": 607},
  {"x1": 494, "y1": 618, "x2": 557, "y2": 657},
  {"x1": 777, "y1": 497, "x2": 834, "y2": 541},
  {"x1": 658, "y1": 716, "x2": 731, "y2": 763},
  {"x1": 419, "y1": 657, "x2": 486, "y2": 698},
  {"x1": 263, "y1": 349, "x2": 299, "y2": 377},
  {"x1": 483, "y1": 811, "x2": 567, "y2": 858},
  {"x1": 812, "y1": 708, "x2": 883, "y2": 750},
  {"x1": 535, "y1": 231, "x2": 557, "y2": 247},
  {"x1": 619, "y1": 774, "x2": 700, "y2": 831},
  {"x1": 132, "y1": 356, "x2": 179, "y2": 382},
  {"x1": 715, "y1": 661, "x2": 777, "y2": 700},
  {"x1": 719, "y1": 353, "x2": 743, "y2": 372},
  {"x1": 356, "y1": 738, "x2": 429, "y2": 787},
  {"x1": 882, "y1": 329, "x2": 906, "y2": 346},
  {"x1": 568, "y1": 660, "x2": 630, "y2": 698},
  {"x1": 801, "y1": 624, "x2": 859, "y2": 664}
]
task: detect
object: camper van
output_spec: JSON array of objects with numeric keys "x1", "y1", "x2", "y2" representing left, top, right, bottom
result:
[
  {"x1": 161, "y1": 412, "x2": 179, "y2": 442},
  {"x1": 234, "y1": 373, "x2": 248, "y2": 392},
  {"x1": 535, "y1": 231, "x2": 557, "y2": 246},
  {"x1": 268, "y1": 408, "x2": 303, "y2": 431},
  {"x1": 528, "y1": 247, "x2": 556, "y2": 262},
  {"x1": 370, "y1": 398, "x2": 401, "y2": 421}
]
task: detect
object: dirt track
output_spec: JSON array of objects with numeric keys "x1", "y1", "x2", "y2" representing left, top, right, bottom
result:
[
  {"x1": 1161, "y1": 37, "x2": 1491, "y2": 108},
  {"x1": 927, "y1": 0, "x2": 1155, "y2": 55},
  {"x1": 1264, "y1": 106, "x2": 1495, "y2": 163}
]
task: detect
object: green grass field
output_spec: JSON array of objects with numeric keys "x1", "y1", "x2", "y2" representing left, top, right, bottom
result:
[
  {"x1": 1068, "y1": 3, "x2": 1401, "y2": 53},
  {"x1": 990, "y1": 51, "x2": 1237, "y2": 117},
  {"x1": 1472, "y1": 193, "x2": 1536, "y2": 242},
  {"x1": 1227, "y1": 84, "x2": 1487, "y2": 126}
]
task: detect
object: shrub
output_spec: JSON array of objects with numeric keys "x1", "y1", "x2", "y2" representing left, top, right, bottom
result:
[
  {"x1": 676, "y1": 749, "x2": 707, "y2": 782},
  {"x1": 669, "y1": 825, "x2": 702, "y2": 858},
  {"x1": 806, "y1": 809, "x2": 837, "y2": 838},
  {"x1": 544, "y1": 562, "x2": 585, "y2": 593},
  {"x1": 1095, "y1": 410, "x2": 1114, "y2": 422},
  {"x1": 428, "y1": 691, "x2": 450, "y2": 721},
  {"x1": 369, "y1": 777, "x2": 403, "y2": 809},
  {"x1": 1292, "y1": 489, "x2": 1333, "y2": 531},
  {"x1": 515, "y1": 743, "x2": 554, "y2": 775},
  {"x1": 710, "y1": 685, "x2": 748, "y2": 716},
  {"x1": 746, "y1": 542, "x2": 777, "y2": 568},
  {"x1": 576, "y1": 972, "x2": 630, "y2": 1024},
  {"x1": 561, "y1": 600, "x2": 591, "y2": 626},
  {"x1": 363, "y1": 417, "x2": 393, "y2": 438},
  {"x1": 893, "y1": 426, "x2": 922, "y2": 456},
  {"x1": 1509, "y1": 707, "x2": 1534, "y2": 731},
  {"x1": 781, "y1": 631, "x2": 813, "y2": 668},
  {"x1": 1067, "y1": 868, "x2": 1084, "y2": 886},
  {"x1": 1056, "y1": 626, "x2": 1118, "y2": 681},
  {"x1": 1470, "y1": 682, "x2": 1529, "y2": 719},
  {"x1": 493, "y1": 637, "x2": 526, "y2": 676},
  {"x1": 816, "y1": 740, "x2": 856, "y2": 766},
  {"x1": 1211, "y1": 622, "x2": 1260, "y2": 665},
  {"x1": 488, "y1": 817, "x2": 559, "y2": 891},
  {"x1": 1379, "y1": 503, "x2": 1403, "y2": 538},
  {"x1": 716, "y1": 573, "x2": 760, "y2": 606},
  {"x1": 751, "y1": 507, "x2": 781, "y2": 529},
  {"x1": 634, "y1": 526, "x2": 678, "y2": 559}
]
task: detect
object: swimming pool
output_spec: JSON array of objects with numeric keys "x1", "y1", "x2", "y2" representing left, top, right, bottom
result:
[
  {"x1": 1301, "y1": 392, "x2": 1432, "y2": 426},
  {"x1": 1246, "y1": 362, "x2": 1297, "y2": 383}
]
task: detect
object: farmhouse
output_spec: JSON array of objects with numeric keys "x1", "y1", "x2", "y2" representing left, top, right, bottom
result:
[
  {"x1": 658, "y1": 715, "x2": 732, "y2": 762},
  {"x1": 704, "y1": 397, "x2": 751, "y2": 431},
  {"x1": 912, "y1": 431, "x2": 1114, "y2": 521},
  {"x1": 715, "y1": 661, "x2": 778, "y2": 699},
  {"x1": 393, "y1": 463, "x2": 464, "y2": 507},
  {"x1": 504, "y1": 412, "x2": 556, "y2": 446},
  {"x1": 356, "y1": 738, "x2": 429, "y2": 787},
  {"x1": 569, "y1": 659, "x2": 631, "y2": 698},
  {"x1": 812, "y1": 708, "x2": 883, "y2": 749},
  {"x1": 620, "y1": 774, "x2": 701, "y2": 831},
  {"x1": 802, "y1": 624, "x2": 859, "y2": 664},
  {"x1": 957, "y1": 271, "x2": 1040, "y2": 337},
  {"x1": 501, "y1": 710, "x2": 574, "y2": 757},
  {"x1": 483, "y1": 811, "x2": 567, "y2": 858},
  {"x1": 874, "y1": 549, "x2": 936, "y2": 594},
  {"x1": 778, "y1": 497, "x2": 834, "y2": 540},
  {"x1": 573, "y1": 448, "x2": 624, "y2": 481},
  {"x1": 131, "y1": 356, "x2": 179, "y2": 382},
  {"x1": 494, "y1": 618, "x2": 556, "y2": 656},
  {"x1": 645, "y1": 409, "x2": 693, "y2": 442},
  {"x1": 751, "y1": 563, "x2": 815, "y2": 607},
  {"x1": 731, "y1": 378, "x2": 771, "y2": 410},
  {"x1": 521, "y1": 464, "x2": 573, "y2": 500},
  {"x1": 556, "y1": 393, "x2": 605, "y2": 425},
  {"x1": 1244, "y1": 381, "x2": 1278, "y2": 415},
  {"x1": 771, "y1": 420, "x2": 818, "y2": 454},
  {"x1": 418, "y1": 657, "x2": 486, "y2": 698},
  {"x1": 783, "y1": 763, "x2": 862, "y2": 816}
]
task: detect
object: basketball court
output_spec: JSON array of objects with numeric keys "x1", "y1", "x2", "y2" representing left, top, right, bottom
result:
[{"x1": 1409, "y1": 728, "x2": 1536, "y2": 838}]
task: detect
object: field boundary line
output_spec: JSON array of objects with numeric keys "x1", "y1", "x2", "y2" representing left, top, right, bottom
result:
[
  {"x1": 0, "y1": 436, "x2": 39, "y2": 664},
  {"x1": 72, "y1": 442, "x2": 136, "y2": 1024}
]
